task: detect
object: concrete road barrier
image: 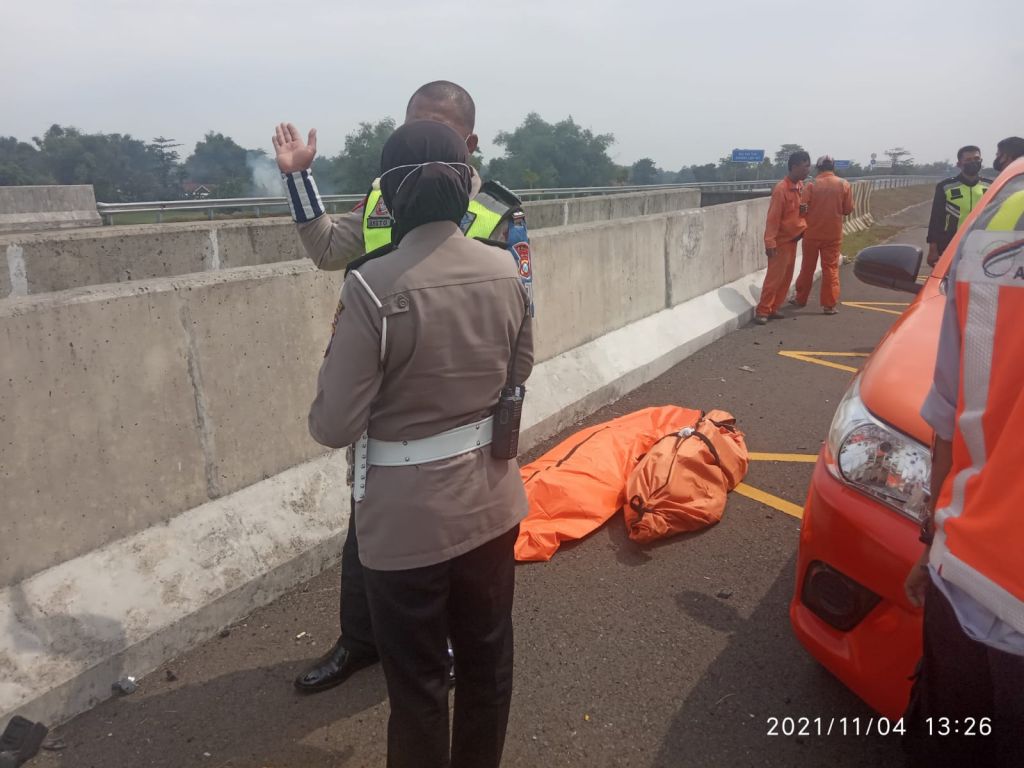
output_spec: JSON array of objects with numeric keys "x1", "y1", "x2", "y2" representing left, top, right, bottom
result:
[
  {"x1": 0, "y1": 185, "x2": 102, "y2": 234},
  {"x1": 0, "y1": 188, "x2": 700, "y2": 297}
]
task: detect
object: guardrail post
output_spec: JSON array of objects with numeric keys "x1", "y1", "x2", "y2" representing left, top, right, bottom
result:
[
  {"x1": 255, "y1": 206, "x2": 261, "y2": 218},
  {"x1": 208, "y1": 208, "x2": 214, "y2": 221},
  {"x1": 156, "y1": 211, "x2": 163, "y2": 224}
]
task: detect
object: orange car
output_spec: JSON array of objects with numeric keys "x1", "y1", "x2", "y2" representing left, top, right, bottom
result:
[{"x1": 790, "y1": 159, "x2": 1024, "y2": 719}]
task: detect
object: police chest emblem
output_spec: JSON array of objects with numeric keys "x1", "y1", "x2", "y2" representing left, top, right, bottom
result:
[
  {"x1": 950, "y1": 188, "x2": 964, "y2": 200},
  {"x1": 513, "y1": 241, "x2": 532, "y2": 278},
  {"x1": 367, "y1": 198, "x2": 393, "y2": 229}
]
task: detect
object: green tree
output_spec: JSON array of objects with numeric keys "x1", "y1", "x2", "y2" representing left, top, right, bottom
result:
[
  {"x1": 774, "y1": 143, "x2": 807, "y2": 169},
  {"x1": 629, "y1": 157, "x2": 660, "y2": 185},
  {"x1": 0, "y1": 136, "x2": 53, "y2": 185},
  {"x1": 486, "y1": 113, "x2": 616, "y2": 189},
  {"x1": 183, "y1": 132, "x2": 253, "y2": 198},
  {"x1": 687, "y1": 163, "x2": 719, "y2": 183},
  {"x1": 884, "y1": 147, "x2": 914, "y2": 174},
  {"x1": 148, "y1": 136, "x2": 183, "y2": 199},
  {"x1": 32, "y1": 124, "x2": 166, "y2": 202},
  {"x1": 317, "y1": 118, "x2": 396, "y2": 194}
]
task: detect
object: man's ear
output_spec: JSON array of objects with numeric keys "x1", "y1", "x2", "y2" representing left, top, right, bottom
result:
[{"x1": 466, "y1": 133, "x2": 479, "y2": 154}]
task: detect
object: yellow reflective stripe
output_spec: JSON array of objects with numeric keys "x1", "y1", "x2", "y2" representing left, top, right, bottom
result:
[
  {"x1": 362, "y1": 189, "x2": 393, "y2": 253},
  {"x1": 986, "y1": 190, "x2": 1024, "y2": 232},
  {"x1": 464, "y1": 197, "x2": 504, "y2": 239},
  {"x1": 362, "y1": 194, "x2": 507, "y2": 253}
]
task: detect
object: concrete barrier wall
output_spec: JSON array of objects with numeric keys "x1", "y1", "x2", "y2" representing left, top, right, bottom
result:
[
  {"x1": 0, "y1": 264, "x2": 339, "y2": 589},
  {"x1": 0, "y1": 196, "x2": 765, "y2": 590},
  {"x1": 1, "y1": 222, "x2": 309, "y2": 298},
  {"x1": 0, "y1": 185, "x2": 102, "y2": 233},
  {"x1": 0, "y1": 188, "x2": 700, "y2": 297}
]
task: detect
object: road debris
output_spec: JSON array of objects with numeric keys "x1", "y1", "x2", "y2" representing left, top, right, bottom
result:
[
  {"x1": 42, "y1": 736, "x2": 67, "y2": 751},
  {"x1": 111, "y1": 677, "x2": 138, "y2": 695}
]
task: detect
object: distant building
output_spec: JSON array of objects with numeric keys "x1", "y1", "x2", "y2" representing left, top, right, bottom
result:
[{"x1": 182, "y1": 182, "x2": 214, "y2": 199}]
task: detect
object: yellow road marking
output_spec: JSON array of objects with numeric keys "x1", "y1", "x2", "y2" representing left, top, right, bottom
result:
[
  {"x1": 734, "y1": 483, "x2": 804, "y2": 519},
  {"x1": 748, "y1": 452, "x2": 818, "y2": 463},
  {"x1": 841, "y1": 301, "x2": 910, "y2": 316},
  {"x1": 777, "y1": 350, "x2": 870, "y2": 374}
]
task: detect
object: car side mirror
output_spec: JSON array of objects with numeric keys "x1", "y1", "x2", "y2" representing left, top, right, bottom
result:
[{"x1": 854, "y1": 244, "x2": 923, "y2": 294}]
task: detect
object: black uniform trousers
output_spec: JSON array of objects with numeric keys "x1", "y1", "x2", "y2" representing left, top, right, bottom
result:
[
  {"x1": 903, "y1": 579, "x2": 1024, "y2": 767},
  {"x1": 363, "y1": 524, "x2": 518, "y2": 768},
  {"x1": 338, "y1": 498, "x2": 377, "y2": 657}
]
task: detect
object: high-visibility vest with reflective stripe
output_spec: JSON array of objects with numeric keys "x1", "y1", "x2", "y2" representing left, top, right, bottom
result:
[
  {"x1": 932, "y1": 172, "x2": 1024, "y2": 636},
  {"x1": 361, "y1": 181, "x2": 510, "y2": 253},
  {"x1": 943, "y1": 179, "x2": 991, "y2": 233}
]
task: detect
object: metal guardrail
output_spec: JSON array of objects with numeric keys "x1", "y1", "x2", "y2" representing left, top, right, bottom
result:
[{"x1": 95, "y1": 175, "x2": 941, "y2": 225}]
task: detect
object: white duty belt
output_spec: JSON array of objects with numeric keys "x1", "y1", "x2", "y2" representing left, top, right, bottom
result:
[{"x1": 352, "y1": 417, "x2": 494, "y2": 502}]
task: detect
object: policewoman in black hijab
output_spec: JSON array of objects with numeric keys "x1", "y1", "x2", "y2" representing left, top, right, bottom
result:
[{"x1": 308, "y1": 119, "x2": 533, "y2": 768}]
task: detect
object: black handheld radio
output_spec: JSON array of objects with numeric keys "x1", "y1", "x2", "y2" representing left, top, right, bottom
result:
[
  {"x1": 491, "y1": 384, "x2": 525, "y2": 460},
  {"x1": 491, "y1": 311, "x2": 528, "y2": 460}
]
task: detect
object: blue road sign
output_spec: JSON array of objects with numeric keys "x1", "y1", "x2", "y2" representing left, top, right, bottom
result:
[
  {"x1": 834, "y1": 159, "x2": 852, "y2": 169},
  {"x1": 731, "y1": 149, "x2": 766, "y2": 163}
]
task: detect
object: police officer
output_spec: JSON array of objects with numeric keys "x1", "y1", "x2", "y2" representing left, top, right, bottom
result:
[
  {"x1": 308, "y1": 119, "x2": 532, "y2": 768},
  {"x1": 272, "y1": 81, "x2": 533, "y2": 694},
  {"x1": 904, "y1": 137, "x2": 1024, "y2": 767},
  {"x1": 926, "y1": 145, "x2": 993, "y2": 267}
]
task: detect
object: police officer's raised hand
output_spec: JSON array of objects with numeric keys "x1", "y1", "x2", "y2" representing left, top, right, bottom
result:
[{"x1": 272, "y1": 122, "x2": 317, "y2": 173}]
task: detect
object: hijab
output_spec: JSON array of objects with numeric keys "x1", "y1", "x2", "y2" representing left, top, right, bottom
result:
[{"x1": 379, "y1": 120, "x2": 472, "y2": 244}]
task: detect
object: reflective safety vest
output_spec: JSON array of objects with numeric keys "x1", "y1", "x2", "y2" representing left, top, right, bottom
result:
[
  {"x1": 932, "y1": 170, "x2": 1024, "y2": 636},
  {"x1": 362, "y1": 179, "x2": 516, "y2": 252},
  {"x1": 942, "y1": 177, "x2": 991, "y2": 233},
  {"x1": 360, "y1": 178, "x2": 535, "y2": 315}
]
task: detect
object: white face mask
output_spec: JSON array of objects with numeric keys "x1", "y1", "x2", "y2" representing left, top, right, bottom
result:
[{"x1": 378, "y1": 161, "x2": 472, "y2": 200}]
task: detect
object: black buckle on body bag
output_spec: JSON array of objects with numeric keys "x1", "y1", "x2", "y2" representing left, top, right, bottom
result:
[{"x1": 491, "y1": 312, "x2": 528, "y2": 460}]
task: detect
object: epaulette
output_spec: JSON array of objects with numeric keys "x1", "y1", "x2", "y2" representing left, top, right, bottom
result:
[
  {"x1": 345, "y1": 243, "x2": 396, "y2": 275},
  {"x1": 480, "y1": 179, "x2": 523, "y2": 208}
]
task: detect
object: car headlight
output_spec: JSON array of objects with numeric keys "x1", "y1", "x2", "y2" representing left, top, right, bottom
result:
[{"x1": 825, "y1": 377, "x2": 930, "y2": 522}]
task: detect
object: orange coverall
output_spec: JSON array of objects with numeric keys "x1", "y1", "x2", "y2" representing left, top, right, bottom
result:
[
  {"x1": 757, "y1": 176, "x2": 806, "y2": 317},
  {"x1": 794, "y1": 171, "x2": 854, "y2": 308}
]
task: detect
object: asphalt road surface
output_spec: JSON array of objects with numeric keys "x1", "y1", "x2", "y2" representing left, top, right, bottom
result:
[{"x1": 35, "y1": 206, "x2": 931, "y2": 768}]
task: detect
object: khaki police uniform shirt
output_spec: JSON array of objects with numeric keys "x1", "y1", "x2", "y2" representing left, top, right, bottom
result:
[
  {"x1": 296, "y1": 169, "x2": 489, "y2": 271},
  {"x1": 308, "y1": 220, "x2": 534, "y2": 571}
]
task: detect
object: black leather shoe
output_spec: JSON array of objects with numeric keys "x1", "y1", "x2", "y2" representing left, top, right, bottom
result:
[{"x1": 294, "y1": 639, "x2": 379, "y2": 694}]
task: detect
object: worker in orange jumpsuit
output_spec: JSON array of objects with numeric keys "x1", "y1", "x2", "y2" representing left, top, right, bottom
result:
[
  {"x1": 755, "y1": 150, "x2": 811, "y2": 325},
  {"x1": 792, "y1": 155, "x2": 854, "y2": 314}
]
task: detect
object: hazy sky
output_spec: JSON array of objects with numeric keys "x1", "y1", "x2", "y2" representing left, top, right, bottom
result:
[{"x1": 4, "y1": 0, "x2": 1022, "y2": 171}]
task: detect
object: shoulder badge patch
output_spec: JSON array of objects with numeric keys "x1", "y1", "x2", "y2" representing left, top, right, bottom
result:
[{"x1": 367, "y1": 198, "x2": 393, "y2": 229}]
